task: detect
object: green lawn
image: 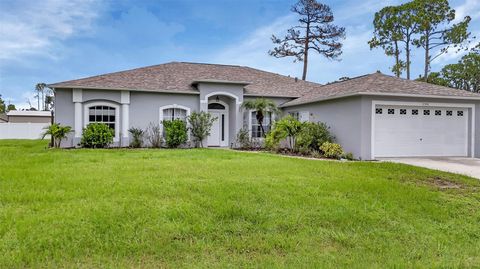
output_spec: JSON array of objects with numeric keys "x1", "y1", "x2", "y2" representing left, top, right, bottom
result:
[{"x1": 1, "y1": 140, "x2": 479, "y2": 268}]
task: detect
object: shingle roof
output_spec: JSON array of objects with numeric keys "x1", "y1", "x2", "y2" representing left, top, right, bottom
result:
[
  {"x1": 281, "y1": 72, "x2": 480, "y2": 107},
  {"x1": 48, "y1": 62, "x2": 324, "y2": 98}
]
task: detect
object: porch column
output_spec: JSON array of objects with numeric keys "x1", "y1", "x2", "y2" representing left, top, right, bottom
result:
[
  {"x1": 120, "y1": 91, "x2": 130, "y2": 147},
  {"x1": 72, "y1": 89, "x2": 83, "y2": 147}
]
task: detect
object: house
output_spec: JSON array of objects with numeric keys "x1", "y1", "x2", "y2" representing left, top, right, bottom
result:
[
  {"x1": 5, "y1": 111, "x2": 52, "y2": 123},
  {"x1": 48, "y1": 62, "x2": 480, "y2": 160}
]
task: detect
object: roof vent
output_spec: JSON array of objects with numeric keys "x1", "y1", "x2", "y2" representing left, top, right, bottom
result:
[{"x1": 295, "y1": 77, "x2": 298, "y2": 82}]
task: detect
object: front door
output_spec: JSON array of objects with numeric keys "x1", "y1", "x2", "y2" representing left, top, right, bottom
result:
[
  {"x1": 208, "y1": 112, "x2": 221, "y2": 146},
  {"x1": 207, "y1": 102, "x2": 229, "y2": 147}
]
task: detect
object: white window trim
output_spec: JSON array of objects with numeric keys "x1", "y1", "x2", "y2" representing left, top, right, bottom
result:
[
  {"x1": 248, "y1": 109, "x2": 275, "y2": 139},
  {"x1": 371, "y1": 100, "x2": 475, "y2": 159},
  {"x1": 83, "y1": 101, "x2": 120, "y2": 142},
  {"x1": 159, "y1": 104, "x2": 191, "y2": 139}
]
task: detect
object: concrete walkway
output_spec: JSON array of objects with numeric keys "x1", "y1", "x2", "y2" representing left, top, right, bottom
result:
[{"x1": 380, "y1": 157, "x2": 480, "y2": 179}]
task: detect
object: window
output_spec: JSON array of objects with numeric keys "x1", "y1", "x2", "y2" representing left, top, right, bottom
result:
[
  {"x1": 446, "y1": 110, "x2": 453, "y2": 116},
  {"x1": 162, "y1": 108, "x2": 187, "y2": 122},
  {"x1": 221, "y1": 114, "x2": 225, "y2": 141},
  {"x1": 412, "y1": 109, "x2": 419, "y2": 115},
  {"x1": 388, "y1": 109, "x2": 395, "y2": 115},
  {"x1": 289, "y1": 111, "x2": 300, "y2": 120},
  {"x1": 251, "y1": 111, "x2": 272, "y2": 138},
  {"x1": 423, "y1": 110, "x2": 430, "y2": 116},
  {"x1": 375, "y1": 108, "x2": 382, "y2": 114},
  {"x1": 88, "y1": 106, "x2": 116, "y2": 130},
  {"x1": 400, "y1": 109, "x2": 407, "y2": 115},
  {"x1": 457, "y1": 111, "x2": 464, "y2": 117},
  {"x1": 208, "y1": 103, "x2": 225, "y2": 110}
]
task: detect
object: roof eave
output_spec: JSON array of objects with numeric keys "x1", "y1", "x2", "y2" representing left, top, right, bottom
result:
[{"x1": 281, "y1": 92, "x2": 480, "y2": 107}]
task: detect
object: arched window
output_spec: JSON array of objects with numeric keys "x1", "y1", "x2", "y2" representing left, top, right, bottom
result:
[
  {"x1": 88, "y1": 105, "x2": 116, "y2": 130},
  {"x1": 162, "y1": 108, "x2": 187, "y2": 122},
  {"x1": 208, "y1": 103, "x2": 225, "y2": 110}
]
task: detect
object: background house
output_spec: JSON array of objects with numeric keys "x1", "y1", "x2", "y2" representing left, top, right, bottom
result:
[{"x1": 0, "y1": 111, "x2": 52, "y2": 140}]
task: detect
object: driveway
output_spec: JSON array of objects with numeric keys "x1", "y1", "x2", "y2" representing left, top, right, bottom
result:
[{"x1": 380, "y1": 157, "x2": 480, "y2": 179}]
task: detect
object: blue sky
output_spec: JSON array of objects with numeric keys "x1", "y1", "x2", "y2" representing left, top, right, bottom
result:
[{"x1": 0, "y1": 0, "x2": 479, "y2": 108}]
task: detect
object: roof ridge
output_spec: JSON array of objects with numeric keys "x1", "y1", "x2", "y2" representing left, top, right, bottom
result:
[
  {"x1": 177, "y1": 61, "x2": 244, "y2": 68},
  {"x1": 241, "y1": 66, "x2": 324, "y2": 86}
]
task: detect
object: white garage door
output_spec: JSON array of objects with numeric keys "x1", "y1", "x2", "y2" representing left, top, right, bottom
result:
[{"x1": 374, "y1": 105, "x2": 469, "y2": 157}]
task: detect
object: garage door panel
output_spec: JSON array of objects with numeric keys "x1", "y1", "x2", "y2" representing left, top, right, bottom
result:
[{"x1": 374, "y1": 105, "x2": 468, "y2": 157}]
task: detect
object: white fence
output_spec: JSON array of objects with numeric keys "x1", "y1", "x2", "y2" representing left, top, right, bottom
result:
[{"x1": 0, "y1": 123, "x2": 50, "y2": 139}]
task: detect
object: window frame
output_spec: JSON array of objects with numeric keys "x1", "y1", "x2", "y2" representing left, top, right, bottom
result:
[
  {"x1": 159, "y1": 104, "x2": 191, "y2": 139},
  {"x1": 249, "y1": 110, "x2": 273, "y2": 139},
  {"x1": 83, "y1": 101, "x2": 120, "y2": 142}
]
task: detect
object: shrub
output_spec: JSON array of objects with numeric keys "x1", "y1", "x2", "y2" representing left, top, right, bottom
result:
[
  {"x1": 236, "y1": 128, "x2": 253, "y2": 149},
  {"x1": 163, "y1": 119, "x2": 188, "y2": 148},
  {"x1": 319, "y1": 142, "x2": 344, "y2": 159},
  {"x1": 265, "y1": 116, "x2": 302, "y2": 151},
  {"x1": 297, "y1": 122, "x2": 334, "y2": 153},
  {"x1": 342, "y1": 152, "x2": 355, "y2": 160},
  {"x1": 146, "y1": 122, "x2": 162, "y2": 148},
  {"x1": 128, "y1": 127, "x2": 144, "y2": 148},
  {"x1": 81, "y1": 123, "x2": 114, "y2": 148},
  {"x1": 188, "y1": 111, "x2": 217, "y2": 148},
  {"x1": 42, "y1": 123, "x2": 72, "y2": 148}
]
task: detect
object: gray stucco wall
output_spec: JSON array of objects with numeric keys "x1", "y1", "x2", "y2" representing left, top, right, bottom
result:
[
  {"x1": 129, "y1": 91, "x2": 199, "y2": 131},
  {"x1": 283, "y1": 96, "x2": 364, "y2": 159},
  {"x1": 54, "y1": 89, "x2": 75, "y2": 147},
  {"x1": 284, "y1": 95, "x2": 480, "y2": 160}
]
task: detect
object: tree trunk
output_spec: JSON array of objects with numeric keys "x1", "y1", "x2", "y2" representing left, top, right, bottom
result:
[
  {"x1": 257, "y1": 112, "x2": 265, "y2": 137},
  {"x1": 424, "y1": 32, "x2": 430, "y2": 81},
  {"x1": 394, "y1": 41, "x2": 400, "y2": 77},
  {"x1": 302, "y1": 22, "x2": 310, "y2": 81},
  {"x1": 406, "y1": 36, "x2": 411, "y2": 80}
]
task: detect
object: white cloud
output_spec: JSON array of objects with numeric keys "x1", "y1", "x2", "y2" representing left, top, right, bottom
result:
[
  {"x1": 214, "y1": 13, "x2": 383, "y2": 83},
  {"x1": 454, "y1": 0, "x2": 480, "y2": 22},
  {"x1": 0, "y1": 0, "x2": 102, "y2": 61},
  {"x1": 213, "y1": 14, "x2": 301, "y2": 77}
]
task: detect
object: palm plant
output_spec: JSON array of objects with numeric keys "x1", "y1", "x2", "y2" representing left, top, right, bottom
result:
[
  {"x1": 35, "y1": 83, "x2": 46, "y2": 110},
  {"x1": 241, "y1": 98, "x2": 279, "y2": 137},
  {"x1": 42, "y1": 123, "x2": 72, "y2": 148}
]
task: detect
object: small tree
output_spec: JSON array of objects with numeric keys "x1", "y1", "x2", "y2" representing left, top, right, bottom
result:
[
  {"x1": 269, "y1": 0, "x2": 345, "y2": 80},
  {"x1": 188, "y1": 111, "x2": 217, "y2": 148},
  {"x1": 163, "y1": 119, "x2": 188, "y2": 148},
  {"x1": 7, "y1": 104, "x2": 16, "y2": 111},
  {"x1": 241, "y1": 98, "x2": 279, "y2": 137},
  {"x1": 0, "y1": 94, "x2": 5, "y2": 113},
  {"x1": 42, "y1": 123, "x2": 72, "y2": 148}
]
